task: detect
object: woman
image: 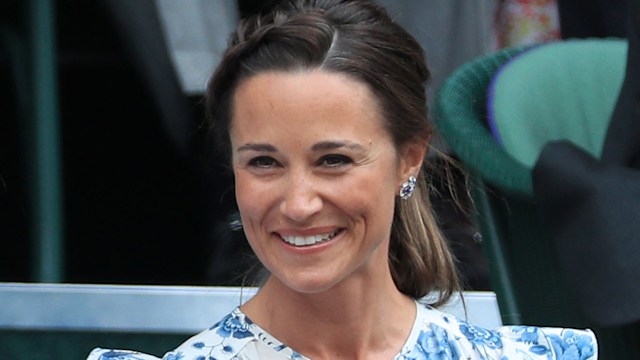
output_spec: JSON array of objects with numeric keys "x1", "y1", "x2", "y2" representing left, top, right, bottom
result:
[{"x1": 88, "y1": 0, "x2": 597, "y2": 358}]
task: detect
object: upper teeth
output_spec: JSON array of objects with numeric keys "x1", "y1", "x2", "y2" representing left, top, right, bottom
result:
[{"x1": 281, "y1": 230, "x2": 338, "y2": 247}]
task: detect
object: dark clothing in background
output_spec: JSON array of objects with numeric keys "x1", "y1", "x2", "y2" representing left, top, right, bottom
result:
[
  {"x1": 533, "y1": 0, "x2": 640, "y2": 326},
  {"x1": 556, "y1": 0, "x2": 627, "y2": 38}
]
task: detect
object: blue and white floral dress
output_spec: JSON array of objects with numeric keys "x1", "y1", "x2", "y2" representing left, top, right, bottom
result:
[{"x1": 87, "y1": 301, "x2": 597, "y2": 359}]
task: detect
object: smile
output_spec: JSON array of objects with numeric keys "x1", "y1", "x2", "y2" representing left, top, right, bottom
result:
[{"x1": 280, "y1": 229, "x2": 341, "y2": 247}]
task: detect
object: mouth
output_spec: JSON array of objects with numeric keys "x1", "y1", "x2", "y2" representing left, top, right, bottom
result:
[{"x1": 279, "y1": 229, "x2": 342, "y2": 247}]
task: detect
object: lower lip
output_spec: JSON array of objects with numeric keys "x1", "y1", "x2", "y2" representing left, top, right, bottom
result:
[{"x1": 278, "y1": 230, "x2": 343, "y2": 254}]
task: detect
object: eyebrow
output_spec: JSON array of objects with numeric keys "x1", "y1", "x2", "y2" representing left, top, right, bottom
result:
[
  {"x1": 311, "y1": 140, "x2": 366, "y2": 152},
  {"x1": 236, "y1": 143, "x2": 278, "y2": 152},
  {"x1": 236, "y1": 140, "x2": 366, "y2": 153}
]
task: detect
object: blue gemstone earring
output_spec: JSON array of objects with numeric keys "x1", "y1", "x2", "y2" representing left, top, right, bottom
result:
[{"x1": 399, "y1": 176, "x2": 417, "y2": 200}]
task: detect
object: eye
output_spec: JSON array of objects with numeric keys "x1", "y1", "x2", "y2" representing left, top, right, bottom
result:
[
  {"x1": 248, "y1": 156, "x2": 279, "y2": 168},
  {"x1": 318, "y1": 154, "x2": 353, "y2": 167}
]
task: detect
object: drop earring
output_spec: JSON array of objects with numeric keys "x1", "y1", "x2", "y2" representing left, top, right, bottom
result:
[{"x1": 399, "y1": 176, "x2": 417, "y2": 200}]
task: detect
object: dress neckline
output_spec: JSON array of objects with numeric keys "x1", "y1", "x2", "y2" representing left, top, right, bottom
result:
[{"x1": 233, "y1": 299, "x2": 424, "y2": 359}]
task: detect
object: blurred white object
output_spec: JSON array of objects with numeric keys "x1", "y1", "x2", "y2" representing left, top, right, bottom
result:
[{"x1": 0, "y1": 283, "x2": 502, "y2": 333}]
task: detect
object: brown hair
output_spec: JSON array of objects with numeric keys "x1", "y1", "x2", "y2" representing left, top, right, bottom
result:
[{"x1": 206, "y1": 0, "x2": 460, "y2": 306}]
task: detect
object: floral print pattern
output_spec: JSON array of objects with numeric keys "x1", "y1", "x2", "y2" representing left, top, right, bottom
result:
[
  {"x1": 548, "y1": 330, "x2": 597, "y2": 360},
  {"x1": 405, "y1": 324, "x2": 460, "y2": 360},
  {"x1": 88, "y1": 302, "x2": 597, "y2": 360},
  {"x1": 460, "y1": 324, "x2": 503, "y2": 349},
  {"x1": 214, "y1": 312, "x2": 254, "y2": 340}
]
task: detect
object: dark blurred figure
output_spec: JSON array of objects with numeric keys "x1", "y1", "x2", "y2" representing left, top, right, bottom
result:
[
  {"x1": 535, "y1": 0, "x2": 640, "y2": 327},
  {"x1": 557, "y1": 0, "x2": 627, "y2": 39}
]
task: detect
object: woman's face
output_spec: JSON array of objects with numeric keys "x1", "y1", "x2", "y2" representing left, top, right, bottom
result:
[{"x1": 230, "y1": 70, "x2": 422, "y2": 294}]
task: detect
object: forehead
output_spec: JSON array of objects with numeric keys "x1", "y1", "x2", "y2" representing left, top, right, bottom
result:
[
  {"x1": 229, "y1": 70, "x2": 389, "y2": 143},
  {"x1": 233, "y1": 70, "x2": 379, "y2": 116}
]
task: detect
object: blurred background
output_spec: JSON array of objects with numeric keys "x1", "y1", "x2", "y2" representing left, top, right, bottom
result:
[
  {"x1": 5, "y1": 2, "x2": 639, "y2": 358},
  {"x1": 6, "y1": 0, "x2": 615, "y2": 290}
]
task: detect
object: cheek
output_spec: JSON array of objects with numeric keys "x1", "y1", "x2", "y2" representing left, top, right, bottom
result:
[
  {"x1": 234, "y1": 176, "x2": 263, "y2": 249},
  {"x1": 234, "y1": 173, "x2": 261, "y2": 219},
  {"x1": 234, "y1": 172, "x2": 280, "y2": 226},
  {"x1": 333, "y1": 171, "x2": 398, "y2": 217},
  {"x1": 234, "y1": 173, "x2": 249, "y2": 204}
]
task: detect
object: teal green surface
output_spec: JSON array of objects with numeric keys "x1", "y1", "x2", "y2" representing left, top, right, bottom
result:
[
  {"x1": 0, "y1": 330, "x2": 188, "y2": 360},
  {"x1": 489, "y1": 39, "x2": 627, "y2": 168},
  {"x1": 434, "y1": 39, "x2": 640, "y2": 359}
]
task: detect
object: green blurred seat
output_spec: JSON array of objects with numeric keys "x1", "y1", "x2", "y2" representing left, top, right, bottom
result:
[{"x1": 434, "y1": 39, "x2": 639, "y2": 359}]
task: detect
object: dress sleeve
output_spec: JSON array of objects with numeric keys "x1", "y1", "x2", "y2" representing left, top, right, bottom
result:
[
  {"x1": 86, "y1": 347, "x2": 163, "y2": 360},
  {"x1": 492, "y1": 326, "x2": 598, "y2": 359}
]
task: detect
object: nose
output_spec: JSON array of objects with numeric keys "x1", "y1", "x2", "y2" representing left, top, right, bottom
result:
[{"x1": 279, "y1": 173, "x2": 323, "y2": 223}]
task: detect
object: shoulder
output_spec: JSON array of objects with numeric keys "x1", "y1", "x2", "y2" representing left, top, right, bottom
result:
[
  {"x1": 400, "y1": 303, "x2": 597, "y2": 359},
  {"x1": 164, "y1": 307, "x2": 258, "y2": 359},
  {"x1": 166, "y1": 308, "x2": 304, "y2": 359},
  {"x1": 86, "y1": 348, "x2": 163, "y2": 360},
  {"x1": 491, "y1": 325, "x2": 598, "y2": 359},
  {"x1": 87, "y1": 308, "x2": 261, "y2": 360}
]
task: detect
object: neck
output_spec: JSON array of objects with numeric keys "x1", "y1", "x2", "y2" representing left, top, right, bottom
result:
[{"x1": 241, "y1": 269, "x2": 416, "y2": 359}]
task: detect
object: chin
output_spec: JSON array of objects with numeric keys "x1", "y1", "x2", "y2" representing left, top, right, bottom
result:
[{"x1": 272, "y1": 272, "x2": 345, "y2": 295}]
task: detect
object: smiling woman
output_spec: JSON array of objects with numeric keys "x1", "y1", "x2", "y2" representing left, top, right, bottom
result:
[
  {"x1": 231, "y1": 70, "x2": 414, "y2": 296},
  {"x1": 87, "y1": 0, "x2": 598, "y2": 359}
]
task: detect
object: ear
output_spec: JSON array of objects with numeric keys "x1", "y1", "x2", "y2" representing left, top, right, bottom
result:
[{"x1": 397, "y1": 134, "x2": 429, "y2": 183}]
